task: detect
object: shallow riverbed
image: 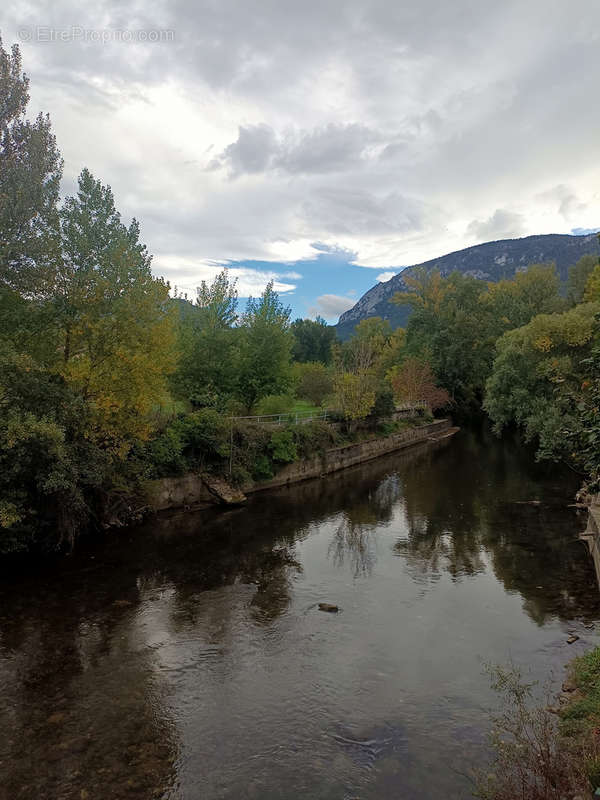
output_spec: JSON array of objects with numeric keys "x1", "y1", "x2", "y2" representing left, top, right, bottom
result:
[{"x1": 1, "y1": 426, "x2": 599, "y2": 799}]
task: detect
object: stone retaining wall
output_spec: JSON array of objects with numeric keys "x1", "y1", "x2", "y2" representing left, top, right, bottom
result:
[
  {"x1": 145, "y1": 418, "x2": 453, "y2": 512},
  {"x1": 581, "y1": 496, "x2": 600, "y2": 590},
  {"x1": 245, "y1": 418, "x2": 453, "y2": 494}
]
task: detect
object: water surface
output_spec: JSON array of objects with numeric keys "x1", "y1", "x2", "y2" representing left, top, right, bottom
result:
[{"x1": 1, "y1": 427, "x2": 599, "y2": 799}]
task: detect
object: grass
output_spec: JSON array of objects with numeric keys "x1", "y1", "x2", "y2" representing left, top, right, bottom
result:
[
  {"x1": 290, "y1": 399, "x2": 325, "y2": 414},
  {"x1": 560, "y1": 648, "x2": 600, "y2": 734}
]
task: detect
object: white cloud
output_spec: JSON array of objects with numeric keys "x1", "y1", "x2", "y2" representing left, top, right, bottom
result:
[
  {"x1": 2, "y1": 0, "x2": 600, "y2": 289},
  {"x1": 308, "y1": 294, "x2": 356, "y2": 320},
  {"x1": 155, "y1": 256, "x2": 299, "y2": 297},
  {"x1": 376, "y1": 271, "x2": 397, "y2": 282},
  {"x1": 466, "y1": 209, "x2": 525, "y2": 242}
]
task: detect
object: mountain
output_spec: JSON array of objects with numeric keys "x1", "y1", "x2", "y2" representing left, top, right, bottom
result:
[{"x1": 335, "y1": 233, "x2": 600, "y2": 340}]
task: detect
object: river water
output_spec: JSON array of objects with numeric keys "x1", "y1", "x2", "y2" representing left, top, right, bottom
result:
[{"x1": 1, "y1": 426, "x2": 599, "y2": 799}]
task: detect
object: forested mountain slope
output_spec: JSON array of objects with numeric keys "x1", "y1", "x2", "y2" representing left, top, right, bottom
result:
[{"x1": 336, "y1": 233, "x2": 599, "y2": 339}]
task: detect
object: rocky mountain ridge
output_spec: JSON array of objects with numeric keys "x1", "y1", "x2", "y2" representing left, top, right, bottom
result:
[{"x1": 336, "y1": 233, "x2": 600, "y2": 339}]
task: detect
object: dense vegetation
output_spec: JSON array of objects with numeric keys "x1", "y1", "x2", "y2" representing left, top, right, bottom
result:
[{"x1": 388, "y1": 257, "x2": 600, "y2": 489}]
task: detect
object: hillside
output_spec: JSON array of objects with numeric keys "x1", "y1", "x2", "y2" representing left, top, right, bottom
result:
[{"x1": 335, "y1": 233, "x2": 600, "y2": 340}]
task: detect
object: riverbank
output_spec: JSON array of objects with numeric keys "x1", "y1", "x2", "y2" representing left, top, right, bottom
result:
[
  {"x1": 144, "y1": 418, "x2": 457, "y2": 513},
  {"x1": 477, "y1": 496, "x2": 600, "y2": 800}
]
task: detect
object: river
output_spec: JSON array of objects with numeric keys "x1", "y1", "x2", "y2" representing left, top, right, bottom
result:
[{"x1": 1, "y1": 426, "x2": 599, "y2": 799}]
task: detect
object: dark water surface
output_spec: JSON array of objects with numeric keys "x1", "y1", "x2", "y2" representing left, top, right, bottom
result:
[{"x1": 1, "y1": 427, "x2": 600, "y2": 799}]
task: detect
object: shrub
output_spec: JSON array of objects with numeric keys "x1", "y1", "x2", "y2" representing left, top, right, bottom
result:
[
  {"x1": 369, "y1": 389, "x2": 395, "y2": 420},
  {"x1": 269, "y1": 430, "x2": 297, "y2": 463},
  {"x1": 145, "y1": 409, "x2": 229, "y2": 477},
  {"x1": 293, "y1": 420, "x2": 340, "y2": 459},
  {"x1": 474, "y1": 663, "x2": 598, "y2": 800},
  {"x1": 254, "y1": 394, "x2": 295, "y2": 416},
  {"x1": 252, "y1": 454, "x2": 274, "y2": 480},
  {"x1": 295, "y1": 362, "x2": 333, "y2": 406}
]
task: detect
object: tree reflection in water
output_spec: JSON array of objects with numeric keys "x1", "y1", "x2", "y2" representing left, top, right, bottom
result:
[
  {"x1": 0, "y1": 426, "x2": 599, "y2": 800},
  {"x1": 0, "y1": 564, "x2": 178, "y2": 800},
  {"x1": 328, "y1": 474, "x2": 402, "y2": 577},
  {"x1": 391, "y1": 426, "x2": 600, "y2": 623}
]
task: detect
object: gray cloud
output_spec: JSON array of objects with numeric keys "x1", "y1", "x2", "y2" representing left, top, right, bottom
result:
[
  {"x1": 1, "y1": 0, "x2": 599, "y2": 291},
  {"x1": 213, "y1": 123, "x2": 379, "y2": 177},
  {"x1": 309, "y1": 294, "x2": 356, "y2": 320},
  {"x1": 538, "y1": 184, "x2": 588, "y2": 221},
  {"x1": 213, "y1": 124, "x2": 277, "y2": 176},
  {"x1": 467, "y1": 209, "x2": 525, "y2": 242}
]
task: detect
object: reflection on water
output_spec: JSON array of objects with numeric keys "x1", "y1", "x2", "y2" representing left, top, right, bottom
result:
[{"x1": 0, "y1": 426, "x2": 598, "y2": 799}]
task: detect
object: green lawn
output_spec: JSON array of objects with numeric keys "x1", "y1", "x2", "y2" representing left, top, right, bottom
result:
[{"x1": 291, "y1": 399, "x2": 324, "y2": 415}]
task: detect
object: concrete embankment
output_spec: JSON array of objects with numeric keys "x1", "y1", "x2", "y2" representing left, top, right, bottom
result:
[
  {"x1": 580, "y1": 495, "x2": 600, "y2": 588},
  {"x1": 145, "y1": 418, "x2": 457, "y2": 513}
]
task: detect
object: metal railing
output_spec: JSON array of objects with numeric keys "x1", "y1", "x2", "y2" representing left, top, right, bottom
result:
[
  {"x1": 229, "y1": 409, "x2": 331, "y2": 426},
  {"x1": 228, "y1": 403, "x2": 426, "y2": 427},
  {"x1": 395, "y1": 401, "x2": 427, "y2": 412}
]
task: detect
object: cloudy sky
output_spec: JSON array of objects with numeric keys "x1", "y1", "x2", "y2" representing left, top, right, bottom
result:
[{"x1": 2, "y1": 0, "x2": 600, "y2": 320}]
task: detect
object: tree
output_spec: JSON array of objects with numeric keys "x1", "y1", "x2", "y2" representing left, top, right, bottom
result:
[
  {"x1": 237, "y1": 282, "x2": 294, "y2": 410},
  {"x1": 332, "y1": 371, "x2": 376, "y2": 421},
  {"x1": 333, "y1": 316, "x2": 405, "y2": 422},
  {"x1": 393, "y1": 270, "x2": 491, "y2": 407},
  {"x1": 290, "y1": 316, "x2": 336, "y2": 363},
  {"x1": 392, "y1": 265, "x2": 564, "y2": 409},
  {"x1": 388, "y1": 358, "x2": 450, "y2": 410},
  {"x1": 482, "y1": 263, "x2": 564, "y2": 335},
  {"x1": 57, "y1": 169, "x2": 176, "y2": 454},
  {"x1": 484, "y1": 302, "x2": 599, "y2": 471},
  {"x1": 0, "y1": 344, "x2": 105, "y2": 552},
  {"x1": 338, "y1": 317, "x2": 392, "y2": 373},
  {"x1": 584, "y1": 263, "x2": 600, "y2": 303},
  {"x1": 567, "y1": 253, "x2": 598, "y2": 305},
  {"x1": 295, "y1": 362, "x2": 333, "y2": 406},
  {"x1": 0, "y1": 38, "x2": 62, "y2": 298},
  {"x1": 174, "y1": 269, "x2": 240, "y2": 406}
]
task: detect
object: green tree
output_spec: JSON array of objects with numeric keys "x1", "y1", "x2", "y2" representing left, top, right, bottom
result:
[
  {"x1": 237, "y1": 282, "x2": 294, "y2": 411},
  {"x1": 174, "y1": 269, "x2": 240, "y2": 407},
  {"x1": 584, "y1": 263, "x2": 600, "y2": 303},
  {"x1": 392, "y1": 265, "x2": 564, "y2": 409},
  {"x1": 483, "y1": 263, "x2": 564, "y2": 335},
  {"x1": 0, "y1": 38, "x2": 62, "y2": 298},
  {"x1": 393, "y1": 270, "x2": 491, "y2": 407},
  {"x1": 567, "y1": 253, "x2": 598, "y2": 305},
  {"x1": 295, "y1": 362, "x2": 333, "y2": 406},
  {"x1": 332, "y1": 371, "x2": 376, "y2": 421},
  {"x1": 290, "y1": 316, "x2": 336, "y2": 363},
  {"x1": 484, "y1": 302, "x2": 599, "y2": 471},
  {"x1": 57, "y1": 169, "x2": 176, "y2": 455},
  {"x1": 0, "y1": 344, "x2": 106, "y2": 552}
]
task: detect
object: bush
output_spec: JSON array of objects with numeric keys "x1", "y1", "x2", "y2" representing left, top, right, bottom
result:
[
  {"x1": 295, "y1": 362, "x2": 333, "y2": 406},
  {"x1": 474, "y1": 663, "x2": 598, "y2": 800},
  {"x1": 369, "y1": 389, "x2": 395, "y2": 420},
  {"x1": 254, "y1": 394, "x2": 295, "y2": 416},
  {"x1": 145, "y1": 409, "x2": 229, "y2": 477},
  {"x1": 293, "y1": 420, "x2": 340, "y2": 458},
  {"x1": 269, "y1": 430, "x2": 297, "y2": 463},
  {"x1": 142, "y1": 413, "x2": 340, "y2": 488}
]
